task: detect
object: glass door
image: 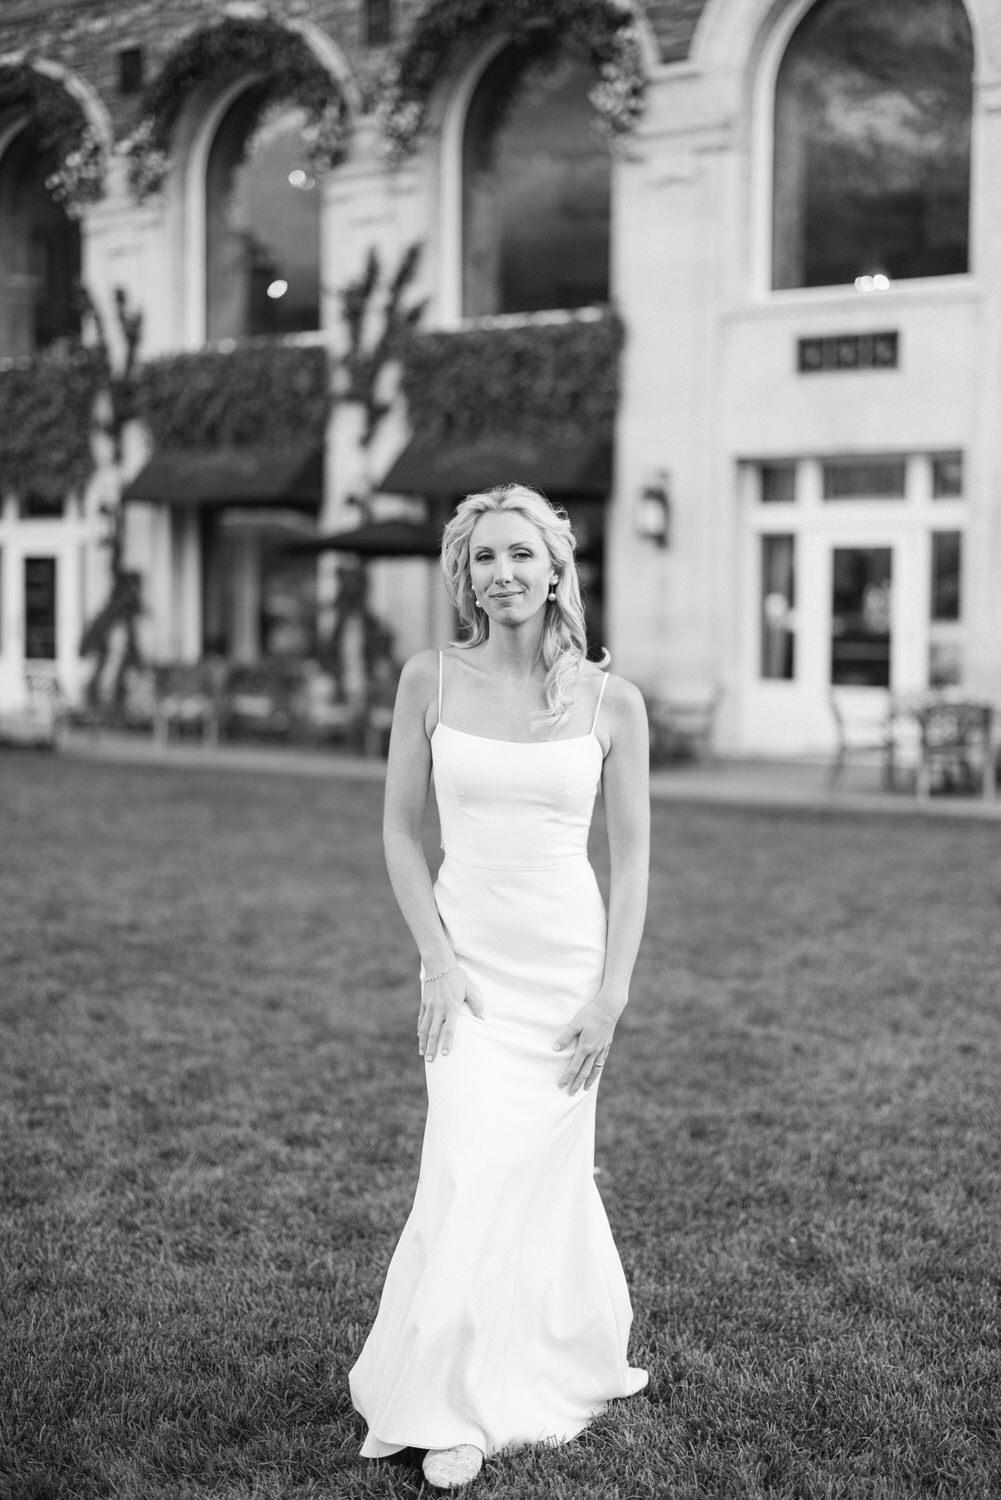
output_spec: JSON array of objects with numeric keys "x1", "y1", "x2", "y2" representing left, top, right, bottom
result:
[
  {"x1": 24, "y1": 555, "x2": 57, "y2": 660},
  {"x1": 829, "y1": 545, "x2": 892, "y2": 689}
]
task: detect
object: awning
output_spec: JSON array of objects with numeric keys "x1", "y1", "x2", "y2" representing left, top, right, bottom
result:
[
  {"x1": 378, "y1": 430, "x2": 612, "y2": 499},
  {"x1": 122, "y1": 444, "x2": 323, "y2": 508},
  {"x1": 289, "y1": 517, "x2": 444, "y2": 558}
]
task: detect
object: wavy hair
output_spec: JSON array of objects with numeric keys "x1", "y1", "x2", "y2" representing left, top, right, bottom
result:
[{"x1": 440, "y1": 483, "x2": 604, "y2": 733}]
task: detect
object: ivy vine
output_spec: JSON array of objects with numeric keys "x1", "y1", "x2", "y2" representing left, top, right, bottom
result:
[
  {"x1": 397, "y1": 310, "x2": 624, "y2": 445},
  {"x1": 379, "y1": 0, "x2": 647, "y2": 162},
  {"x1": 0, "y1": 346, "x2": 105, "y2": 500},
  {"x1": 0, "y1": 60, "x2": 106, "y2": 213},
  {"x1": 339, "y1": 242, "x2": 426, "y2": 448},
  {"x1": 123, "y1": 13, "x2": 351, "y2": 201},
  {"x1": 134, "y1": 340, "x2": 330, "y2": 451}
]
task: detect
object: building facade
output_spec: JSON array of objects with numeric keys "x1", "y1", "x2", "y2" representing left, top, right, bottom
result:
[{"x1": 1, "y1": 0, "x2": 999, "y2": 753}]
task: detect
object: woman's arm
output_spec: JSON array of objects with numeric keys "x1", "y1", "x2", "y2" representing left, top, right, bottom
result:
[
  {"x1": 555, "y1": 676, "x2": 650, "y2": 1093},
  {"x1": 383, "y1": 651, "x2": 450, "y2": 970},
  {"x1": 383, "y1": 651, "x2": 482, "y2": 1062},
  {"x1": 596, "y1": 676, "x2": 651, "y2": 1013}
]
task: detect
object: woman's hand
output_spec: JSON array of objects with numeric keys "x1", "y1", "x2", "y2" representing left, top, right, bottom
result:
[
  {"x1": 553, "y1": 997, "x2": 621, "y2": 1095},
  {"x1": 418, "y1": 964, "x2": 484, "y2": 1062}
]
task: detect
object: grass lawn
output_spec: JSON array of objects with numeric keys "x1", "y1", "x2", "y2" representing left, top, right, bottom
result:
[{"x1": 1, "y1": 750, "x2": 999, "y2": 1500}]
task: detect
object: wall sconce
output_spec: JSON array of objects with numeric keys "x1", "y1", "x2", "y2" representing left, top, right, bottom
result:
[{"x1": 636, "y1": 470, "x2": 671, "y2": 547}]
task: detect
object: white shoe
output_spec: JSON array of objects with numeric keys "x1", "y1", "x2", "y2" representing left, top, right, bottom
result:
[{"x1": 422, "y1": 1444, "x2": 484, "y2": 1488}]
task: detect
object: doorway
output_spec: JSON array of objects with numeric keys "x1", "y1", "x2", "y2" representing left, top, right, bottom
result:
[{"x1": 736, "y1": 455, "x2": 967, "y2": 754}]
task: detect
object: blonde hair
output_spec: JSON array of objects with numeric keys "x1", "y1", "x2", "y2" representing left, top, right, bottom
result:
[{"x1": 440, "y1": 483, "x2": 604, "y2": 733}]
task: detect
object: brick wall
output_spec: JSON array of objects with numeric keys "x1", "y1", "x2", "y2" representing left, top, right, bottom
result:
[{"x1": 0, "y1": 1, "x2": 710, "y2": 138}]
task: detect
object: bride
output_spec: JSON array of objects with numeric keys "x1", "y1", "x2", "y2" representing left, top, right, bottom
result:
[{"x1": 349, "y1": 484, "x2": 650, "y2": 1489}]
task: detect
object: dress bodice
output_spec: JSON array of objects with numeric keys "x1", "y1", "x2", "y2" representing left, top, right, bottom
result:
[{"x1": 431, "y1": 722, "x2": 604, "y2": 870}]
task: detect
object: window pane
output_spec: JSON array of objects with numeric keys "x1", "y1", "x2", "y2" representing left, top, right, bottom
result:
[
  {"x1": 932, "y1": 452, "x2": 963, "y2": 498},
  {"x1": 831, "y1": 546, "x2": 892, "y2": 687},
  {"x1": 928, "y1": 532, "x2": 962, "y2": 687},
  {"x1": 463, "y1": 45, "x2": 610, "y2": 317},
  {"x1": 823, "y1": 459, "x2": 906, "y2": 500},
  {"x1": 761, "y1": 464, "x2": 796, "y2": 504},
  {"x1": 761, "y1": 534, "x2": 796, "y2": 679},
  {"x1": 773, "y1": 0, "x2": 973, "y2": 290},
  {"x1": 18, "y1": 491, "x2": 64, "y2": 519},
  {"x1": 364, "y1": 0, "x2": 392, "y2": 46},
  {"x1": 206, "y1": 91, "x2": 320, "y2": 340},
  {"x1": 24, "y1": 556, "x2": 57, "y2": 660},
  {"x1": 930, "y1": 531, "x2": 961, "y2": 621},
  {"x1": 0, "y1": 128, "x2": 81, "y2": 357}
]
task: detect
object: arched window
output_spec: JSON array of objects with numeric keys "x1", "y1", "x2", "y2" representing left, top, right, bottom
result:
[
  {"x1": 205, "y1": 86, "x2": 320, "y2": 340},
  {"x1": 772, "y1": 0, "x2": 973, "y2": 290},
  {"x1": 462, "y1": 44, "x2": 610, "y2": 317},
  {"x1": 0, "y1": 125, "x2": 81, "y2": 357}
]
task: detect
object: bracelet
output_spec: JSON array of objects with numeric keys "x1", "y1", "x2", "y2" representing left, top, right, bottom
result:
[{"x1": 422, "y1": 960, "x2": 456, "y2": 984}]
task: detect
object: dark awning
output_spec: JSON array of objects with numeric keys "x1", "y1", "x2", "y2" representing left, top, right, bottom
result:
[
  {"x1": 378, "y1": 431, "x2": 612, "y2": 499},
  {"x1": 121, "y1": 444, "x2": 323, "y2": 508},
  {"x1": 289, "y1": 517, "x2": 444, "y2": 558}
]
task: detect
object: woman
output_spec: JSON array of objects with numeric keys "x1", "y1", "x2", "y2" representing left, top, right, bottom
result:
[{"x1": 349, "y1": 484, "x2": 650, "y2": 1489}]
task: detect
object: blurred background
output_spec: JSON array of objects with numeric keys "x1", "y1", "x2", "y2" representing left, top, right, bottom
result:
[{"x1": 0, "y1": 0, "x2": 996, "y2": 770}]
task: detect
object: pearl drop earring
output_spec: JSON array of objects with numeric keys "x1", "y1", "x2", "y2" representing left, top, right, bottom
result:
[{"x1": 548, "y1": 580, "x2": 557, "y2": 601}]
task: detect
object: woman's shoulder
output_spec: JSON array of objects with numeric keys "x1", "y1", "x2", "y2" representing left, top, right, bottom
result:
[
  {"x1": 401, "y1": 647, "x2": 440, "y2": 681},
  {"x1": 396, "y1": 649, "x2": 439, "y2": 707},
  {"x1": 585, "y1": 664, "x2": 647, "y2": 732}
]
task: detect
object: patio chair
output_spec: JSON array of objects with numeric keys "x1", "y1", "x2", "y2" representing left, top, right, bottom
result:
[
  {"x1": 291, "y1": 664, "x2": 364, "y2": 746},
  {"x1": 221, "y1": 660, "x2": 302, "y2": 741},
  {"x1": 828, "y1": 692, "x2": 922, "y2": 790},
  {"x1": 153, "y1": 662, "x2": 223, "y2": 745},
  {"x1": 0, "y1": 667, "x2": 67, "y2": 749},
  {"x1": 647, "y1": 683, "x2": 721, "y2": 764},
  {"x1": 913, "y1": 698, "x2": 995, "y2": 799}
]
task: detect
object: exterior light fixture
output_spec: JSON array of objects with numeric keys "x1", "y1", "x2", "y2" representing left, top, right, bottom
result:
[
  {"x1": 288, "y1": 169, "x2": 316, "y2": 190},
  {"x1": 636, "y1": 470, "x2": 672, "y2": 547},
  {"x1": 854, "y1": 272, "x2": 891, "y2": 293},
  {"x1": 266, "y1": 279, "x2": 289, "y2": 299}
]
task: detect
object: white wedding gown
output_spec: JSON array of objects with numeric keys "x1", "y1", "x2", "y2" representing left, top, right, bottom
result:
[{"x1": 349, "y1": 655, "x2": 647, "y2": 1457}]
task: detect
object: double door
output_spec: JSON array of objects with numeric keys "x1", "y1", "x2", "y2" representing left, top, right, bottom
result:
[{"x1": 739, "y1": 521, "x2": 932, "y2": 755}]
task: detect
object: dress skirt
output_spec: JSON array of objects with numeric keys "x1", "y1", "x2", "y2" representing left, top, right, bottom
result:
[{"x1": 348, "y1": 844, "x2": 648, "y2": 1458}]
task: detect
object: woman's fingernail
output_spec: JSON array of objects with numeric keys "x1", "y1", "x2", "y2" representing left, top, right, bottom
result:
[{"x1": 442, "y1": 1048, "x2": 449, "y2": 1057}]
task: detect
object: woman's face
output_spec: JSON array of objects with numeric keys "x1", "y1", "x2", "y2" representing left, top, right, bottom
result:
[{"x1": 468, "y1": 510, "x2": 557, "y2": 630}]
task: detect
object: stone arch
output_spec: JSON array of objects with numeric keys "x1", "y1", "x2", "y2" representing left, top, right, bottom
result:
[
  {"x1": 0, "y1": 53, "x2": 112, "y2": 213},
  {"x1": 685, "y1": 0, "x2": 979, "y2": 293},
  {"x1": 691, "y1": 0, "x2": 996, "y2": 84},
  {"x1": 31, "y1": 58, "x2": 114, "y2": 152},
  {"x1": 0, "y1": 53, "x2": 112, "y2": 151},
  {"x1": 381, "y1": 0, "x2": 650, "y2": 161},
  {"x1": 128, "y1": 10, "x2": 358, "y2": 201}
]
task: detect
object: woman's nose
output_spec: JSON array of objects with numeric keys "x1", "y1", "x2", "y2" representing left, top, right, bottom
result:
[{"x1": 494, "y1": 558, "x2": 512, "y2": 581}]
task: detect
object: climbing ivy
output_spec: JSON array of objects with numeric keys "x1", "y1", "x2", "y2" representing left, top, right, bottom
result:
[
  {"x1": 379, "y1": 0, "x2": 646, "y2": 162},
  {"x1": 134, "y1": 340, "x2": 331, "y2": 451},
  {"x1": 0, "y1": 346, "x2": 105, "y2": 500},
  {"x1": 123, "y1": 12, "x2": 351, "y2": 200},
  {"x1": 0, "y1": 59, "x2": 106, "y2": 212},
  {"x1": 397, "y1": 310, "x2": 624, "y2": 444}
]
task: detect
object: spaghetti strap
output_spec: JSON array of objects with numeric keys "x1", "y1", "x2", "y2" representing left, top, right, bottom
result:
[
  {"x1": 437, "y1": 650, "x2": 444, "y2": 727},
  {"x1": 590, "y1": 672, "x2": 610, "y2": 734}
]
